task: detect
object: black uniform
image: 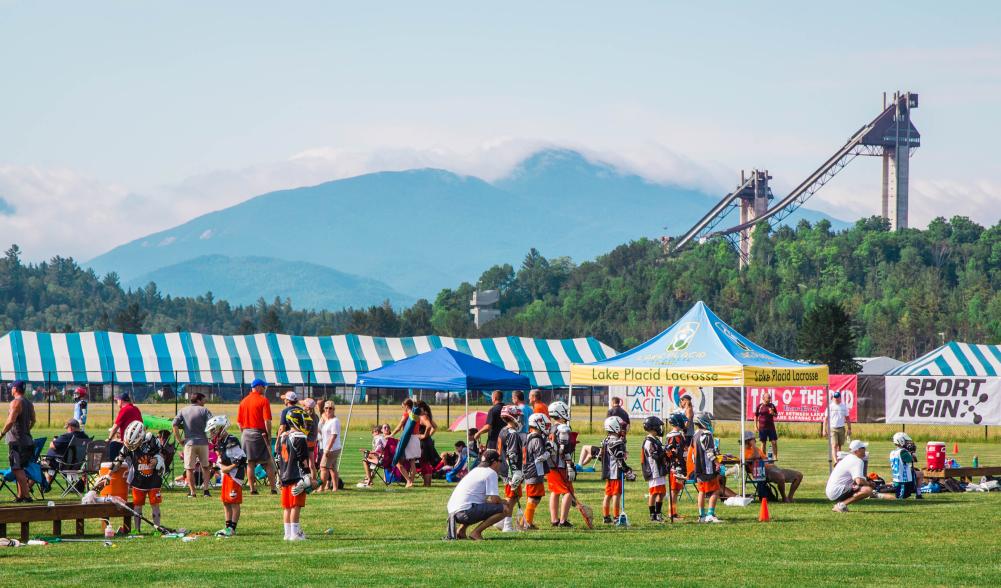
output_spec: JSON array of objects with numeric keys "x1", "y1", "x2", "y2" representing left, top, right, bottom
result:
[
  {"x1": 277, "y1": 432, "x2": 310, "y2": 486},
  {"x1": 523, "y1": 431, "x2": 551, "y2": 484},
  {"x1": 600, "y1": 435, "x2": 629, "y2": 480},
  {"x1": 114, "y1": 434, "x2": 163, "y2": 490}
]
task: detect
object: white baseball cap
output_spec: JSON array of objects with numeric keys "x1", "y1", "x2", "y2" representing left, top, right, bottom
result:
[
  {"x1": 284, "y1": 391, "x2": 298, "y2": 402},
  {"x1": 849, "y1": 439, "x2": 868, "y2": 452}
]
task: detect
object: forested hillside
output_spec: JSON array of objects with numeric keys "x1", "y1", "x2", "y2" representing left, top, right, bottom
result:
[{"x1": 2, "y1": 215, "x2": 999, "y2": 361}]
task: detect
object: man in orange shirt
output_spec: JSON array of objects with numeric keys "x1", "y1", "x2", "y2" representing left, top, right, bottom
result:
[
  {"x1": 238, "y1": 378, "x2": 276, "y2": 495},
  {"x1": 529, "y1": 389, "x2": 548, "y2": 417}
]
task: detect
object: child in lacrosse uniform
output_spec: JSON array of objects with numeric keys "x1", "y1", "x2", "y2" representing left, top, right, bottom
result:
[
  {"x1": 546, "y1": 401, "x2": 575, "y2": 527},
  {"x1": 277, "y1": 407, "x2": 316, "y2": 540},
  {"x1": 521, "y1": 413, "x2": 552, "y2": 530},
  {"x1": 498, "y1": 405, "x2": 525, "y2": 532},
  {"x1": 600, "y1": 416, "x2": 633, "y2": 524},
  {"x1": 111, "y1": 421, "x2": 165, "y2": 533},
  {"x1": 686, "y1": 411, "x2": 723, "y2": 523},
  {"x1": 890, "y1": 432, "x2": 917, "y2": 499},
  {"x1": 665, "y1": 412, "x2": 689, "y2": 519},
  {"x1": 206, "y1": 415, "x2": 247, "y2": 537},
  {"x1": 641, "y1": 416, "x2": 668, "y2": 522}
]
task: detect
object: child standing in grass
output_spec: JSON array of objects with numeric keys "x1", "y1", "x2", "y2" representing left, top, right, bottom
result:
[
  {"x1": 686, "y1": 412, "x2": 723, "y2": 523},
  {"x1": 665, "y1": 412, "x2": 688, "y2": 519},
  {"x1": 498, "y1": 405, "x2": 524, "y2": 532},
  {"x1": 546, "y1": 401, "x2": 574, "y2": 527},
  {"x1": 600, "y1": 416, "x2": 632, "y2": 524},
  {"x1": 521, "y1": 413, "x2": 552, "y2": 530},
  {"x1": 641, "y1": 416, "x2": 668, "y2": 523},
  {"x1": 277, "y1": 407, "x2": 316, "y2": 541},
  {"x1": 206, "y1": 415, "x2": 247, "y2": 537}
]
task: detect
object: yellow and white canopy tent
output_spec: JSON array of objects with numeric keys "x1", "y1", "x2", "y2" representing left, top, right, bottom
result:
[{"x1": 570, "y1": 300, "x2": 828, "y2": 500}]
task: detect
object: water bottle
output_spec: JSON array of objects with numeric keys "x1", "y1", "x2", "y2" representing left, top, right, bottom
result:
[
  {"x1": 973, "y1": 455, "x2": 979, "y2": 468},
  {"x1": 104, "y1": 524, "x2": 115, "y2": 539},
  {"x1": 767, "y1": 451, "x2": 774, "y2": 462}
]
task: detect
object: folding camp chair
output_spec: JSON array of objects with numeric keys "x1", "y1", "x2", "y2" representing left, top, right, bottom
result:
[
  {"x1": 81, "y1": 440, "x2": 109, "y2": 491},
  {"x1": 51, "y1": 435, "x2": 90, "y2": 498},
  {"x1": 1, "y1": 437, "x2": 49, "y2": 500},
  {"x1": 372, "y1": 437, "x2": 404, "y2": 486},
  {"x1": 444, "y1": 451, "x2": 468, "y2": 483},
  {"x1": 744, "y1": 458, "x2": 780, "y2": 502}
]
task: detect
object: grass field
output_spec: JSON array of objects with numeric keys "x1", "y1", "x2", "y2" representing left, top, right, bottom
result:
[{"x1": 2, "y1": 425, "x2": 1001, "y2": 587}]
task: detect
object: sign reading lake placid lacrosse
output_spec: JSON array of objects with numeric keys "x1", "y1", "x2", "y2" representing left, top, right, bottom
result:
[
  {"x1": 886, "y1": 376, "x2": 1001, "y2": 425},
  {"x1": 609, "y1": 385, "x2": 713, "y2": 420}
]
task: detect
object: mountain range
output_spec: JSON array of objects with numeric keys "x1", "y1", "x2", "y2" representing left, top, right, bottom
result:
[{"x1": 89, "y1": 149, "x2": 846, "y2": 309}]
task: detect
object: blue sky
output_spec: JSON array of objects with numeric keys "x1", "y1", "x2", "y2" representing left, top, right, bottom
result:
[{"x1": 1, "y1": 2, "x2": 999, "y2": 260}]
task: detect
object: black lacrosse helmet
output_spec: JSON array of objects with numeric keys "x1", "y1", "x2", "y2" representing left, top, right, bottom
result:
[{"x1": 643, "y1": 416, "x2": 664, "y2": 436}]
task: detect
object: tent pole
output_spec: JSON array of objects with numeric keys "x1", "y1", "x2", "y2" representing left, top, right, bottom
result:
[
  {"x1": 740, "y1": 385, "x2": 746, "y2": 499},
  {"x1": 338, "y1": 386, "x2": 358, "y2": 472},
  {"x1": 568, "y1": 382, "x2": 573, "y2": 421},
  {"x1": 464, "y1": 389, "x2": 469, "y2": 438},
  {"x1": 826, "y1": 385, "x2": 834, "y2": 472},
  {"x1": 447, "y1": 391, "x2": 451, "y2": 424}
]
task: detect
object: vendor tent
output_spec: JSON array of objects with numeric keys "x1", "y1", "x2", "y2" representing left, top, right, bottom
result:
[
  {"x1": 884, "y1": 342, "x2": 1001, "y2": 426},
  {"x1": 0, "y1": 330, "x2": 613, "y2": 388},
  {"x1": 570, "y1": 300, "x2": 828, "y2": 499},
  {"x1": 343, "y1": 347, "x2": 530, "y2": 471}
]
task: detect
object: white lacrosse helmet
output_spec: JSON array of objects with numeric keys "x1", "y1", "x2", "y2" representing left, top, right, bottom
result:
[
  {"x1": 892, "y1": 432, "x2": 912, "y2": 447},
  {"x1": 528, "y1": 412, "x2": 551, "y2": 434},
  {"x1": 205, "y1": 415, "x2": 230, "y2": 442},
  {"x1": 123, "y1": 420, "x2": 146, "y2": 451},
  {"x1": 548, "y1": 401, "x2": 570, "y2": 422},
  {"x1": 603, "y1": 416, "x2": 624, "y2": 434}
]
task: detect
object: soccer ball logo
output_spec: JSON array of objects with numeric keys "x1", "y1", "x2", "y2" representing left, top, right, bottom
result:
[
  {"x1": 960, "y1": 393, "x2": 990, "y2": 424},
  {"x1": 667, "y1": 322, "x2": 699, "y2": 352}
]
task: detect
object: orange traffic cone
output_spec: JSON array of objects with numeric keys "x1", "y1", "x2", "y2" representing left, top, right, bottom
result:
[
  {"x1": 758, "y1": 497, "x2": 770, "y2": 522},
  {"x1": 953, "y1": 442, "x2": 960, "y2": 455}
]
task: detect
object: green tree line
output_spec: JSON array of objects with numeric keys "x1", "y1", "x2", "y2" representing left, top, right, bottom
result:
[{"x1": 2, "y1": 215, "x2": 999, "y2": 361}]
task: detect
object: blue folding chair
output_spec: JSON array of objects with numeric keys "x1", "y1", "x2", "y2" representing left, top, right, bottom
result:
[
  {"x1": 445, "y1": 452, "x2": 468, "y2": 483},
  {"x1": 1, "y1": 437, "x2": 50, "y2": 500}
]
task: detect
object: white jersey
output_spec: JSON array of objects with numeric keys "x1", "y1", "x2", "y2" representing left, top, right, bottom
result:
[{"x1": 889, "y1": 448, "x2": 914, "y2": 483}]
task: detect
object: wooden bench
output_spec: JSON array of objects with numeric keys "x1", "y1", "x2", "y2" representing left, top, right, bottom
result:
[
  {"x1": 923, "y1": 466, "x2": 1001, "y2": 482},
  {"x1": 0, "y1": 502, "x2": 133, "y2": 542}
]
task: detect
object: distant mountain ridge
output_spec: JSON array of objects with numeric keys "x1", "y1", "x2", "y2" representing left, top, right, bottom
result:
[
  {"x1": 127, "y1": 255, "x2": 414, "y2": 310},
  {"x1": 89, "y1": 148, "x2": 846, "y2": 309}
]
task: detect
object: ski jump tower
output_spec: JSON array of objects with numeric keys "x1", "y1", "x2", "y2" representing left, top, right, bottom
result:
[{"x1": 671, "y1": 91, "x2": 920, "y2": 265}]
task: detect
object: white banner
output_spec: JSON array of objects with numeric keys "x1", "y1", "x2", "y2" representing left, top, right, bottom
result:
[
  {"x1": 885, "y1": 376, "x2": 1001, "y2": 425},
  {"x1": 608, "y1": 385, "x2": 713, "y2": 421}
]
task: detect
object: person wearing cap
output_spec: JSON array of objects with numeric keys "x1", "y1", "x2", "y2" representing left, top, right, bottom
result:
[
  {"x1": 826, "y1": 440, "x2": 892, "y2": 512},
  {"x1": 445, "y1": 449, "x2": 513, "y2": 540},
  {"x1": 173, "y1": 392, "x2": 214, "y2": 498},
  {"x1": 823, "y1": 391, "x2": 851, "y2": 461},
  {"x1": 73, "y1": 386, "x2": 89, "y2": 430},
  {"x1": 237, "y1": 378, "x2": 276, "y2": 494},
  {"x1": 741, "y1": 431, "x2": 803, "y2": 502},
  {"x1": 107, "y1": 392, "x2": 142, "y2": 461},
  {"x1": 2, "y1": 381, "x2": 36, "y2": 501},
  {"x1": 276, "y1": 390, "x2": 301, "y2": 438},
  {"x1": 42, "y1": 418, "x2": 91, "y2": 485}
]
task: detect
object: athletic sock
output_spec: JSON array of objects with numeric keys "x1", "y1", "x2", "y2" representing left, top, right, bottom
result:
[
  {"x1": 655, "y1": 502, "x2": 663, "y2": 515},
  {"x1": 707, "y1": 507, "x2": 715, "y2": 518},
  {"x1": 524, "y1": 502, "x2": 537, "y2": 525},
  {"x1": 613, "y1": 502, "x2": 620, "y2": 518},
  {"x1": 283, "y1": 522, "x2": 292, "y2": 539},
  {"x1": 698, "y1": 508, "x2": 705, "y2": 518},
  {"x1": 648, "y1": 505, "x2": 656, "y2": 515}
]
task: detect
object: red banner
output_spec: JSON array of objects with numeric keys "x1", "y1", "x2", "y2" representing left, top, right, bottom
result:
[{"x1": 745, "y1": 375, "x2": 858, "y2": 423}]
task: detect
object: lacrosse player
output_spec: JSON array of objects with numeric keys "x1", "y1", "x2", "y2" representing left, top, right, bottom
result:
[
  {"x1": 111, "y1": 421, "x2": 165, "y2": 533},
  {"x1": 686, "y1": 411, "x2": 723, "y2": 523},
  {"x1": 665, "y1": 412, "x2": 689, "y2": 519},
  {"x1": 498, "y1": 405, "x2": 525, "y2": 532},
  {"x1": 521, "y1": 412, "x2": 551, "y2": 530},
  {"x1": 547, "y1": 401, "x2": 575, "y2": 527},
  {"x1": 206, "y1": 415, "x2": 247, "y2": 537},
  {"x1": 641, "y1": 416, "x2": 668, "y2": 522},
  {"x1": 277, "y1": 407, "x2": 316, "y2": 540},
  {"x1": 600, "y1": 416, "x2": 633, "y2": 524}
]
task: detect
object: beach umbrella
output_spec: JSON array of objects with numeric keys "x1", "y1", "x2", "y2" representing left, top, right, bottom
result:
[{"x1": 449, "y1": 411, "x2": 488, "y2": 432}]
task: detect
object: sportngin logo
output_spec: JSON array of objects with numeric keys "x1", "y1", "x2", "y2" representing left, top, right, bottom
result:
[{"x1": 666, "y1": 322, "x2": 700, "y2": 352}]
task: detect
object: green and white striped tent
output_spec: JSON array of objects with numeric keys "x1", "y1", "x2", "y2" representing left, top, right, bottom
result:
[
  {"x1": 0, "y1": 330, "x2": 615, "y2": 388},
  {"x1": 886, "y1": 341, "x2": 1001, "y2": 377}
]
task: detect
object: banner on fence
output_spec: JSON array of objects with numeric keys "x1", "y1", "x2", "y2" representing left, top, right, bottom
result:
[
  {"x1": 609, "y1": 385, "x2": 713, "y2": 420},
  {"x1": 885, "y1": 376, "x2": 1001, "y2": 425},
  {"x1": 744, "y1": 375, "x2": 858, "y2": 423}
]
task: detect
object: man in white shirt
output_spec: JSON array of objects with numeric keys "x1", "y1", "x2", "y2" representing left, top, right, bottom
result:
[
  {"x1": 445, "y1": 449, "x2": 511, "y2": 540},
  {"x1": 823, "y1": 391, "x2": 852, "y2": 461},
  {"x1": 827, "y1": 440, "x2": 890, "y2": 512}
]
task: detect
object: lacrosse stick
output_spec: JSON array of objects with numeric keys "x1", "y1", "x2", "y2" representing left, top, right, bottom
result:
[
  {"x1": 110, "y1": 496, "x2": 182, "y2": 534},
  {"x1": 560, "y1": 468, "x2": 593, "y2": 529},
  {"x1": 616, "y1": 471, "x2": 629, "y2": 527}
]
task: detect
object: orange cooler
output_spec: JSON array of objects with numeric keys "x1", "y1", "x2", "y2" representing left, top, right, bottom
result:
[{"x1": 99, "y1": 462, "x2": 128, "y2": 499}]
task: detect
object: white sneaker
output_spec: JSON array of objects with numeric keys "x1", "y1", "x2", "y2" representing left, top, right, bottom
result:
[
  {"x1": 501, "y1": 518, "x2": 517, "y2": 532},
  {"x1": 833, "y1": 502, "x2": 849, "y2": 513},
  {"x1": 702, "y1": 515, "x2": 724, "y2": 523}
]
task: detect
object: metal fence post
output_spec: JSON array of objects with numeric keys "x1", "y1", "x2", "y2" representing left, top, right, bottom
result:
[
  {"x1": 175, "y1": 370, "x2": 179, "y2": 414},
  {"x1": 589, "y1": 386, "x2": 594, "y2": 434},
  {"x1": 46, "y1": 371, "x2": 52, "y2": 427}
]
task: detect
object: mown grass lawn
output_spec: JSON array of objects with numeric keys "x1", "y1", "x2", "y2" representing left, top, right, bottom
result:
[{"x1": 2, "y1": 430, "x2": 1000, "y2": 587}]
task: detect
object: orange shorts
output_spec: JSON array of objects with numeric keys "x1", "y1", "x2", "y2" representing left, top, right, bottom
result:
[
  {"x1": 222, "y1": 475, "x2": 243, "y2": 505},
  {"x1": 504, "y1": 483, "x2": 522, "y2": 499},
  {"x1": 132, "y1": 487, "x2": 162, "y2": 506},
  {"x1": 547, "y1": 470, "x2": 570, "y2": 495},
  {"x1": 670, "y1": 472, "x2": 685, "y2": 492},
  {"x1": 526, "y1": 482, "x2": 545, "y2": 498},
  {"x1": 696, "y1": 477, "x2": 721, "y2": 494},
  {"x1": 649, "y1": 484, "x2": 666, "y2": 496},
  {"x1": 281, "y1": 484, "x2": 307, "y2": 509},
  {"x1": 604, "y1": 479, "x2": 622, "y2": 497}
]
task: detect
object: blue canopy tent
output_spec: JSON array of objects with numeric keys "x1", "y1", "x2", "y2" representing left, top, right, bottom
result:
[{"x1": 340, "y1": 347, "x2": 530, "y2": 471}]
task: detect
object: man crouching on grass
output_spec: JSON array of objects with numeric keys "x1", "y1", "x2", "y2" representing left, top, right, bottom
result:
[
  {"x1": 826, "y1": 440, "x2": 895, "y2": 512},
  {"x1": 445, "y1": 450, "x2": 513, "y2": 541}
]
